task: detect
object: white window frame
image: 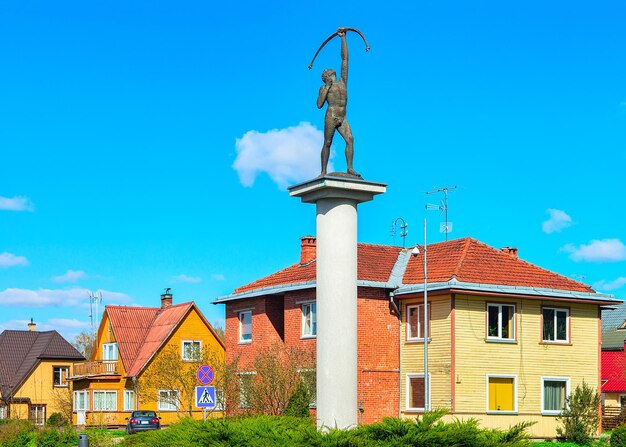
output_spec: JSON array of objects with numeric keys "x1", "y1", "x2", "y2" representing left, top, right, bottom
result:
[
  {"x1": 30, "y1": 404, "x2": 46, "y2": 426},
  {"x1": 406, "y1": 304, "x2": 430, "y2": 341},
  {"x1": 73, "y1": 390, "x2": 90, "y2": 411},
  {"x1": 542, "y1": 307, "x2": 570, "y2": 343},
  {"x1": 93, "y1": 390, "x2": 117, "y2": 411},
  {"x1": 239, "y1": 311, "x2": 252, "y2": 343},
  {"x1": 541, "y1": 377, "x2": 570, "y2": 415},
  {"x1": 405, "y1": 373, "x2": 431, "y2": 412},
  {"x1": 237, "y1": 372, "x2": 256, "y2": 409},
  {"x1": 301, "y1": 302, "x2": 317, "y2": 338},
  {"x1": 102, "y1": 342, "x2": 118, "y2": 361},
  {"x1": 124, "y1": 390, "x2": 135, "y2": 411},
  {"x1": 486, "y1": 374, "x2": 518, "y2": 414},
  {"x1": 0, "y1": 404, "x2": 7, "y2": 420},
  {"x1": 486, "y1": 303, "x2": 516, "y2": 341},
  {"x1": 53, "y1": 366, "x2": 69, "y2": 387},
  {"x1": 158, "y1": 389, "x2": 179, "y2": 411},
  {"x1": 182, "y1": 340, "x2": 202, "y2": 361}
]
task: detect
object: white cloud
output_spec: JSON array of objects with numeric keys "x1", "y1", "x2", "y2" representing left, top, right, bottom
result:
[
  {"x1": 211, "y1": 273, "x2": 225, "y2": 281},
  {"x1": 0, "y1": 287, "x2": 132, "y2": 307},
  {"x1": 233, "y1": 122, "x2": 330, "y2": 189},
  {"x1": 0, "y1": 318, "x2": 91, "y2": 342},
  {"x1": 0, "y1": 252, "x2": 29, "y2": 268},
  {"x1": 594, "y1": 277, "x2": 626, "y2": 292},
  {"x1": 0, "y1": 196, "x2": 34, "y2": 212},
  {"x1": 562, "y1": 239, "x2": 626, "y2": 262},
  {"x1": 542, "y1": 209, "x2": 572, "y2": 234},
  {"x1": 171, "y1": 274, "x2": 202, "y2": 284},
  {"x1": 52, "y1": 269, "x2": 88, "y2": 283}
]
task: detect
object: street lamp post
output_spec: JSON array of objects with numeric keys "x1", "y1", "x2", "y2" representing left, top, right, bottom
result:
[{"x1": 412, "y1": 218, "x2": 429, "y2": 412}]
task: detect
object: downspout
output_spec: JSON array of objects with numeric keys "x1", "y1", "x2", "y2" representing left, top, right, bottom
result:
[
  {"x1": 132, "y1": 377, "x2": 139, "y2": 410},
  {"x1": 390, "y1": 291, "x2": 402, "y2": 418}
]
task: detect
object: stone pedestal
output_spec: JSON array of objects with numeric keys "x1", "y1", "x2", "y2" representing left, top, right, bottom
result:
[{"x1": 289, "y1": 176, "x2": 386, "y2": 429}]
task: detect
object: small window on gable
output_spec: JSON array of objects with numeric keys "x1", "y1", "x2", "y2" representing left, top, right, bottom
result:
[
  {"x1": 182, "y1": 340, "x2": 202, "y2": 361},
  {"x1": 542, "y1": 307, "x2": 569, "y2": 343},
  {"x1": 407, "y1": 304, "x2": 430, "y2": 341},
  {"x1": 53, "y1": 366, "x2": 69, "y2": 387},
  {"x1": 486, "y1": 303, "x2": 515, "y2": 341},
  {"x1": 102, "y1": 342, "x2": 118, "y2": 361},
  {"x1": 302, "y1": 303, "x2": 317, "y2": 338},
  {"x1": 239, "y1": 311, "x2": 252, "y2": 343}
]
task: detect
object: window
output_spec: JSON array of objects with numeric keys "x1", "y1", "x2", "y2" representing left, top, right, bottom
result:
[
  {"x1": 543, "y1": 308, "x2": 569, "y2": 343},
  {"x1": 74, "y1": 391, "x2": 90, "y2": 411},
  {"x1": 93, "y1": 391, "x2": 117, "y2": 411},
  {"x1": 487, "y1": 375, "x2": 517, "y2": 413},
  {"x1": 542, "y1": 377, "x2": 569, "y2": 415},
  {"x1": 406, "y1": 374, "x2": 430, "y2": 411},
  {"x1": 302, "y1": 303, "x2": 317, "y2": 337},
  {"x1": 407, "y1": 304, "x2": 430, "y2": 341},
  {"x1": 238, "y1": 372, "x2": 255, "y2": 409},
  {"x1": 158, "y1": 390, "x2": 179, "y2": 411},
  {"x1": 0, "y1": 404, "x2": 7, "y2": 420},
  {"x1": 53, "y1": 366, "x2": 69, "y2": 387},
  {"x1": 124, "y1": 390, "x2": 135, "y2": 411},
  {"x1": 102, "y1": 342, "x2": 118, "y2": 361},
  {"x1": 29, "y1": 405, "x2": 46, "y2": 426},
  {"x1": 239, "y1": 311, "x2": 252, "y2": 343},
  {"x1": 182, "y1": 340, "x2": 202, "y2": 361},
  {"x1": 487, "y1": 303, "x2": 515, "y2": 341}
]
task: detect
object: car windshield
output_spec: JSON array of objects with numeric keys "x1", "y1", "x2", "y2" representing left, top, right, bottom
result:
[{"x1": 132, "y1": 411, "x2": 156, "y2": 418}]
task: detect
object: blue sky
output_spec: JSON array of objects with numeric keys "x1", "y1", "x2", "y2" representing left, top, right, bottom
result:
[{"x1": 1, "y1": 0, "x2": 625, "y2": 342}]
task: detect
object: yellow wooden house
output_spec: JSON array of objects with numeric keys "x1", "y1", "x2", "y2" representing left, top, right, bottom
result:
[
  {"x1": 395, "y1": 238, "x2": 619, "y2": 438},
  {"x1": 69, "y1": 291, "x2": 225, "y2": 426},
  {"x1": 0, "y1": 320, "x2": 85, "y2": 424}
]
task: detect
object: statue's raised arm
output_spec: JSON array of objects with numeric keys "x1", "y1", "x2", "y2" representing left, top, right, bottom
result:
[{"x1": 309, "y1": 27, "x2": 369, "y2": 178}]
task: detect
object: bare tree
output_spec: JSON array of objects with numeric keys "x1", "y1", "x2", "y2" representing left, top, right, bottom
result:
[
  {"x1": 239, "y1": 343, "x2": 315, "y2": 416},
  {"x1": 73, "y1": 331, "x2": 96, "y2": 359}
]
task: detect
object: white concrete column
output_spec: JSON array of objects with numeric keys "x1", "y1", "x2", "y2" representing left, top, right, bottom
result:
[
  {"x1": 289, "y1": 176, "x2": 386, "y2": 430},
  {"x1": 316, "y1": 197, "x2": 358, "y2": 429}
]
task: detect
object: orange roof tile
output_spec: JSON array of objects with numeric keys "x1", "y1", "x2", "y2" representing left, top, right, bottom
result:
[
  {"x1": 230, "y1": 237, "x2": 593, "y2": 297},
  {"x1": 403, "y1": 237, "x2": 593, "y2": 292},
  {"x1": 234, "y1": 243, "x2": 402, "y2": 294},
  {"x1": 105, "y1": 301, "x2": 221, "y2": 378}
]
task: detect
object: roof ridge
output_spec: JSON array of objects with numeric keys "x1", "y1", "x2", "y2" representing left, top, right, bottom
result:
[{"x1": 452, "y1": 237, "x2": 473, "y2": 279}]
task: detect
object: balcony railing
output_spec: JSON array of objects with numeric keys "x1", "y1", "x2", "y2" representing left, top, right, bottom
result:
[{"x1": 72, "y1": 361, "x2": 120, "y2": 377}]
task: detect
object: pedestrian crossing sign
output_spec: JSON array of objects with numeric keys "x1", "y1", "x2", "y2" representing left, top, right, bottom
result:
[{"x1": 195, "y1": 386, "x2": 216, "y2": 408}]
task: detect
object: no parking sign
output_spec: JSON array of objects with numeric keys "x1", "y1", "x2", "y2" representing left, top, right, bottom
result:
[{"x1": 197, "y1": 364, "x2": 214, "y2": 385}]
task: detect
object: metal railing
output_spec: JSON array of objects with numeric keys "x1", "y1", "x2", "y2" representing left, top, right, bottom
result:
[{"x1": 73, "y1": 361, "x2": 119, "y2": 377}]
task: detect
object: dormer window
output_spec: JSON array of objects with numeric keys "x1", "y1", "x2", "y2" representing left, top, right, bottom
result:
[{"x1": 103, "y1": 342, "x2": 118, "y2": 361}]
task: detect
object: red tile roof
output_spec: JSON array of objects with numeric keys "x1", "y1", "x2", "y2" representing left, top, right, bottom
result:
[
  {"x1": 105, "y1": 302, "x2": 223, "y2": 378},
  {"x1": 602, "y1": 348, "x2": 626, "y2": 393},
  {"x1": 404, "y1": 238, "x2": 593, "y2": 292},
  {"x1": 232, "y1": 237, "x2": 592, "y2": 296},
  {"x1": 234, "y1": 243, "x2": 402, "y2": 294}
]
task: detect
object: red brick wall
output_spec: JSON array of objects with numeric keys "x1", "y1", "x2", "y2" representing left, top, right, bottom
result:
[
  {"x1": 357, "y1": 287, "x2": 400, "y2": 424},
  {"x1": 224, "y1": 286, "x2": 399, "y2": 423}
]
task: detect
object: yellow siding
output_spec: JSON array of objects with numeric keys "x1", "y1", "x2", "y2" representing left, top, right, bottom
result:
[
  {"x1": 11, "y1": 360, "x2": 76, "y2": 419},
  {"x1": 400, "y1": 296, "x2": 452, "y2": 411},
  {"x1": 452, "y1": 294, "x2": 599, "y2": 438}
]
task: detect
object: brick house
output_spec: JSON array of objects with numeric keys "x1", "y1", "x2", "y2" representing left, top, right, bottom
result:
[{"x1": 216, "y1": 236, "x2": 619, "y2": 436}]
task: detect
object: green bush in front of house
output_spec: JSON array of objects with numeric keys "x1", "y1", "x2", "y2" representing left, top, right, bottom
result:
[
  {"x1": 121, "y1": 410, "x2": 534, "y2": 447},
  {"x1": 611, "y1": 425, "x2": 626, "y2": 446}
]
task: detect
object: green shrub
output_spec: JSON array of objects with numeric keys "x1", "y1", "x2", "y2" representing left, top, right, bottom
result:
[
  {"x1": 0, "y1": 419, "x2": 36, "y2": 447},
  {"x1": 556, "y1": 381, "x2": 601, "y2": 445},
  {"x1": 612, "y1": 425, "x2": 626, "y2": 446},
  {"x1": 36, "y1": 426, "x2": 77, "y2": 447},
  {"x1": 47, "y1": 412, "x2": 69, "y2": 427},
  {"x1": 284, "y1": 381, "x2": 312, "y2": 418}
]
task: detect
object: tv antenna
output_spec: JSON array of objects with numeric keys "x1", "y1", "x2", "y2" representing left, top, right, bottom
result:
[
  {"x1": 88, "y1": 291, "x2": 102, "y2": 337},
  {"x1": 426, "y1": 186, "x2": 458, "y2": 241},
  {"x1": 391, "y1": 217, "x2": 409, "y2": 248}
]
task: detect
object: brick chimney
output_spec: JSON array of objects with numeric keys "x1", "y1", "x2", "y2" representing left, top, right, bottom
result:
[
  {"x1": 160, "y1": 289, "x2": 173, "y2": 308},
  {"x1": 27, "y1": 318, "x2": 36, "y2": 332},
  {"x1": 300, "y1": 236, "x2": 317, "y2": 265},
  {"x1": 501, "y1": 247, "x2": 519, "y2": 258}
]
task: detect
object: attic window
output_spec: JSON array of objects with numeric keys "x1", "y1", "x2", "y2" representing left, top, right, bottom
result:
[
  {"x1": 182, "y1": 340, "x2": 202, "y2": 361},
  {"x1": 103, "y1": 343, "x2": 118, "y2": 361}
]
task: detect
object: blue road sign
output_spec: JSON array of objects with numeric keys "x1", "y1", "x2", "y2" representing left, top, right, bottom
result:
[
  {"x1": 196, "y1": 364, "x2": 214, "y2": 385},
  {"x1": 195, "y1": 386, "x2": 216, "y2": 408}
]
